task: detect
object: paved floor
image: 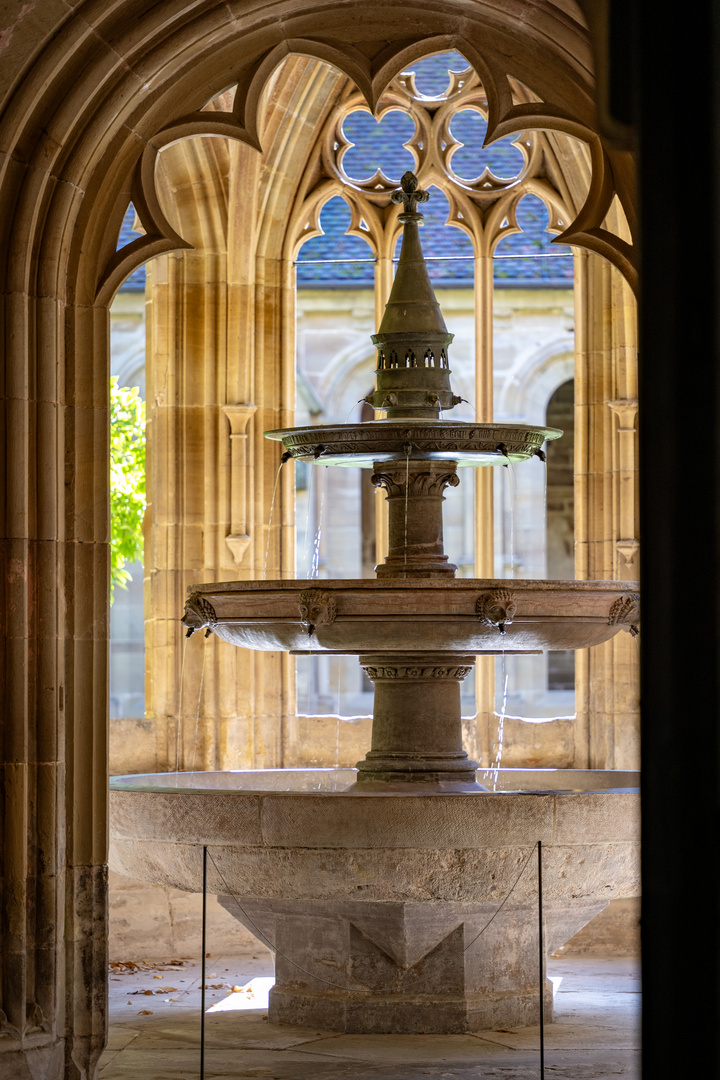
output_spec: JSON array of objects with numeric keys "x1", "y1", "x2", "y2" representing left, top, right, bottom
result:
[{"x1": 99, "y1": 953, "x2": 640, "y2": 1079}]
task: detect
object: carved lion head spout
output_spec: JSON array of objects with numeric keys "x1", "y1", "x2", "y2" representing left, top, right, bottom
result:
[
  {"x1": 476, "y1": 590, "x2": 518, "y2": 634},
  {"x1": 298, "y1": 590, "x2": 337, "y2": 635},
  {"x1": 182, "y1": 594, "x2": 217, "y2": 637},
  {"x1": 608, "y1": 593, "x2": 640, "y2": 635}
]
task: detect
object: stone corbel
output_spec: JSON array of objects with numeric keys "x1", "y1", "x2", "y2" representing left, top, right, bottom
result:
[
  {"x1": 222, "y1": 404, "x2": 257, "y2": 566},
  {"x1": 616, "y1": 538, "x2": 639, "y2": 571}
]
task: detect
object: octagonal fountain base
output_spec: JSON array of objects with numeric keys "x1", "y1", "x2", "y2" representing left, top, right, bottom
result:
[{"x1": 109, "y1": 768, "x2": 639, "y2": 1034}]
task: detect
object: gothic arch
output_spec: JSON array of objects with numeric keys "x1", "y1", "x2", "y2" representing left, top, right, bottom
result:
[{"x1": 0, "y1": 3, "x2": 636, "y2": 1076}]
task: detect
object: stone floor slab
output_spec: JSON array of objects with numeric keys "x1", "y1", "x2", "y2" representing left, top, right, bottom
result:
[{"x1": 100, "y1": 954, "x2": 640, "y2": 1079}]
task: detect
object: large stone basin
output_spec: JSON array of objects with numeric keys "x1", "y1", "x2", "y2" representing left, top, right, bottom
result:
[{"x1": 109, "y1": 768, "x2": 639, "y2": 1033}]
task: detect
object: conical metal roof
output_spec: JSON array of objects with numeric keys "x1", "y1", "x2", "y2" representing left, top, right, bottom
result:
[{"x1": 369, "y1": 173, "x2": 460, "y2": 420}]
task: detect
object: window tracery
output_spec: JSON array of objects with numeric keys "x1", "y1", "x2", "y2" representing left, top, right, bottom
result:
[{"x1": 289, "y1": 52, "x2": 578, "y2": 279}]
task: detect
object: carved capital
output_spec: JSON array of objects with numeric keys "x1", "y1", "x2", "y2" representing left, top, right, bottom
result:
[
  {"x1": 608, "y1": 399, "x2": 639, "y2": 432},
  {"x1": 182, "y1": 594, "x2": 217, "y2": 632},
  {"x1": 371, "y1": 466, "x2": 459, "y2": 499},
  {"x1": 222, "y1": 402, "x2": 257, "y2": 436},
  {"x1": 608, "y1": 592, "x2": 640, "y2": 631},
  {"x1": 299, "y1": 589, "x2": 337, "y2": 634},
  {"x1": 476, "y1": 589, "x2": 518, "y2": 629}
]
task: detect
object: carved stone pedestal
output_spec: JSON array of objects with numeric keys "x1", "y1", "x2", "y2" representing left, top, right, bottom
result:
[
  {"x1": 219, "y1": 896, "x2": 607, "y2": 1033},
  {"x1": 354, "y1": 653, "x2": 480, "y2": 788}
]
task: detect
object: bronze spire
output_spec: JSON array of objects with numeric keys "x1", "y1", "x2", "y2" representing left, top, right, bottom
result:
[{"x1": 368, "y1": 172, "x2": 462, "y2": 420}]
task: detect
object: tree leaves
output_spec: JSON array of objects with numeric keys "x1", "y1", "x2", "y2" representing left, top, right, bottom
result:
[{"x1": 110, "y1": 378, "x2": 146, "y2": 602}]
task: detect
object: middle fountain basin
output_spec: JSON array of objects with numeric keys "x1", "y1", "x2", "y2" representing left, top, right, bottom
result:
[
  {"x1": 110, "y1": 769, "x2": 639, "y2": 1033},
  {"x1": 183, "y1": 578, "x2": 639, "y2": 652}
]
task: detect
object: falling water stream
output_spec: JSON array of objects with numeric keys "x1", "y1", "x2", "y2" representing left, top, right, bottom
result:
[
  {"x1": 492, "y1": 648, "x2": 509, "y2": 791},
  {"x1": 189, "y1": 634, "x2": 208, "y2": 776},
  {"x1": 174, "y1": 636, "x2": 189, "y2": 786},
  {"x1": 263, "y1": 460, "x2": 286, "y2": 580},
  {"x1": 310, "y1": 465, "x2": 326, "y2": 580},
  {"x1": 505, "y1": 456, "x2": 517, "y2": 576}
]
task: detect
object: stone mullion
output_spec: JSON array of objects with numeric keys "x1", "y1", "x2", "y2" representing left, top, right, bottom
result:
[
  {"x1": 474, "y1": 246, "x2": 495, "y2": 767},
  {"x1": 278, "y1": 255, "x2": 298, "y2": 765},
  {"x1": 573, "y1": 254, "x2": 639, "y2": 769},
  {"x1": 374, "y1": 229, "x2": 394, "y2": 568},
  {"x1": 220, "y1": 143, "x2": 263, "y2": 769},
  {"x1": 246, "y1": 254, "x2": 289, "y2": 768}
]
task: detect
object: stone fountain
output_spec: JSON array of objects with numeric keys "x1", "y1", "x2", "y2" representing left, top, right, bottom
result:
[{"x1": 109, "y1": 173, "x2": 639, "y2": 1034}]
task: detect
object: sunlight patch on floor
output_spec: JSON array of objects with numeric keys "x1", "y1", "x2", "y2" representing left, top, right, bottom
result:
[{"x1": 206, "y1": 976, "x2": 274, "y2": 1012}]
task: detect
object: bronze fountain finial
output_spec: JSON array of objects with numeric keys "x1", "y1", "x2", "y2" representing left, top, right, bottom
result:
[{"x1": 391, "y1": 171, "x2": 430, "y2": 219}]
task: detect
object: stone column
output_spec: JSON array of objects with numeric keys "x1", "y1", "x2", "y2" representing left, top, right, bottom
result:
[
  {"x1": 474, "y1": 250, "x2": 496, "y2": 767},
  {"x1": 574, "y1": 251, "x2": 639, "y2": 769},
  {"x1": 144, "y1": 137, "x2": 292, "y2": 774},
  {"x1": 371, "y1": 459, "x2": 459, "y2": 577},
  {"x1": 354, "y1": 653, "x2": 479, "y2": 787}
]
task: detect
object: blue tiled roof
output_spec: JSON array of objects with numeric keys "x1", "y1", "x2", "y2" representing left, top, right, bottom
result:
[
  {"x1": 117, "y1": 204, "x2": 146, "y2": 291},
  {"x1": 493, "y1": 195, "x2": 573, "y2": 283}
]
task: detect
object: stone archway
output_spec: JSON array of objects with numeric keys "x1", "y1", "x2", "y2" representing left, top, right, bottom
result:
[{"x1": 0, "y1": 3, "x2": 636, "y2": 1076}]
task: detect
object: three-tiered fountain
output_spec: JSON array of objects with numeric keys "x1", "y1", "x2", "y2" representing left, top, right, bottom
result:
[{"x1": 110, "y1": 174, "x2": 640, "y2": 1033}]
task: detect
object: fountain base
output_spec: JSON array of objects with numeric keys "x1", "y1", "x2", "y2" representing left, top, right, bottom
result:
[{"x1": 218, "y1": 896, "x2": 606, "y2": 1033}]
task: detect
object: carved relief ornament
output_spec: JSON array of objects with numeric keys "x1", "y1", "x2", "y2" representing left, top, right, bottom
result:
[
  {"x1": 608, "y1": 593, "x2": 640, "y2": 633},
  {"x1": 476, "y1": 589, "x2": 518, "y2": 629},
  {"x1": 298, "y1": 589, "x2": 338, "y2": 634},
  {"x1": 362, "y1": 663, "x2": 473, "y2": 681},
  {"x1": 182, "y1": 594, "x2": 217, "y2": 634}
]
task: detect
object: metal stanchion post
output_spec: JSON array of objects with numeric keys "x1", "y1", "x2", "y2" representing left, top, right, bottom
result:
[
  {"x1": 538, "y1": 838, "x2": 544, "y2": 1080},
  {"x1": 201, "y1": 845, "x2": 207, "y2": 1080}
]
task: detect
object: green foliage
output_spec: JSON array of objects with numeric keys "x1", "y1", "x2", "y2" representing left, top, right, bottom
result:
[{"x1": 110, "y1": 378, "x2": 146, "y2": 601}]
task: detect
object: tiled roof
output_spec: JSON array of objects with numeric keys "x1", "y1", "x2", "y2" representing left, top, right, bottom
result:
[{"x1": 117, "y1": 205, "x2": 146, "y2": 291}]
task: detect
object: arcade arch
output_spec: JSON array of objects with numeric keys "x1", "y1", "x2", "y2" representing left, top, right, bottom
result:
[{"x1": 0, "y1": 5, "x2": 638, "y2": 1074}]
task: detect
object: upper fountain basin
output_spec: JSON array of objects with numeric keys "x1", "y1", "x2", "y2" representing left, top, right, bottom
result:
[
  {"x1": 265, "y1": 420, "x2": 562, "y2": 468},
  {"x1": 183, "y1": 578, "x2": 639, "y2": 653}
]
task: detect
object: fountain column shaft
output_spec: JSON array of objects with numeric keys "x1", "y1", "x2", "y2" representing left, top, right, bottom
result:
[
  {"x1": 372, "y1": 459, "x2": 459, "y2": 577},
  {"x1": 354, "y1": 653, "x2": 480, "y2": 788}
]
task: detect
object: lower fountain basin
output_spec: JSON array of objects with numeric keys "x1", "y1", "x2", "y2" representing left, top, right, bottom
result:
[
  {"x1": 183, "y1": 578, "x2": 639, "y2": 652},
  {"x1": 109, "y1": 768, "x2": 639, "y2": 1034}
]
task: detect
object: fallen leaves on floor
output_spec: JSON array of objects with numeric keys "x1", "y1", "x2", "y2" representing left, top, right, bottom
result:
[{"x1": 109, "y1": 959, "x2": 188, "y2": 974}]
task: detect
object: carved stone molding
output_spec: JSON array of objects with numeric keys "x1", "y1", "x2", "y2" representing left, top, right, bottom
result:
[
  {"x1": 182, "y1": 594, "x2": 218, "y2": 632},
  {"x1": 362, "y1": 663, "x2": 474, "y2": 681},
  {"x1": 225, "y1": 533, "x2": 252, "y2": 566},
  {"x1": 615, "y1": 539, "x2": 639, "y2": 570},
  {"x1": 222, "y1": 403, "x2": 257, "y2": 566},
  {"x1": 476, "y1": 589, "x2": 518, "y2": 628},
  {"x1": 298, "y1": 589, "x2": 337, "y2": 633},
  {"x1": 608, "y1": 593, "x2": 640, "y2": 628}
]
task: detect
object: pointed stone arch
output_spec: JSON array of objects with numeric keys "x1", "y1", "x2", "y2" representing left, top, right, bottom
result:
[{"x1": 0, "y1": 3, "x2": 637, "y2": 1075}]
